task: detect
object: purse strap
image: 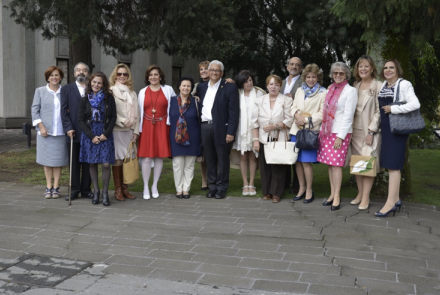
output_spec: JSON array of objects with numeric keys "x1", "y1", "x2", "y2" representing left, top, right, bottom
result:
[
  {"x1": 395, "y1": 79, "x2": 401, "y2": 103},
  {"x1": 124, "y1": 141, "x2": 137, "y2": 162},
  {"x1": 272, "y1": 125, "x2": 289, "y2": 149},
  {"x1": 307, "y1": 117, "x2": 314, "y2": 130}
]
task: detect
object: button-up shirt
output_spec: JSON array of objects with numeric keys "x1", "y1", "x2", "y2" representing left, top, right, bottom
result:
[
  {"x1": 47, "y1": 84, "x2": 63, "y2": 136},
  {"x1": 201, "y1": 79, "x2": 221, "y2": 122},
  {"x1": 283, "y1": 75, "x2": 300, "y2": 95},
  {"x1": 76, "y1": 81, "x2": 86, "y2": 97}
]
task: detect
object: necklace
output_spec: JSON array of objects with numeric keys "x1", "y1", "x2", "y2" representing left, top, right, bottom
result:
[
  {"x1": 149, "y1": 87, "x2": 160, "y2": 125},
  {"x1": 387, "y1": 79, "x2": 398, "y2": 88}
]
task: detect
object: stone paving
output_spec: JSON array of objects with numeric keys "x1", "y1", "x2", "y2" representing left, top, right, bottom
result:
[
  {"x1": 0, "y1": 182, "x2": 439, "y2": 294},
  {"x1": 0, "y1": 128, "x2": 36, "y2": 154}
]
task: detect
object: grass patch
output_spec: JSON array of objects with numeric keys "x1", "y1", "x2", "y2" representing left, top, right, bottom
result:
[{"x1": 0, "y1": 147, "x2": 439, "y2": 205}]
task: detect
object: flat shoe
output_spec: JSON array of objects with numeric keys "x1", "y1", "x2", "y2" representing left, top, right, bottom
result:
[
  {"x1": 201, "y1": 186, "x2": 208, "y2": 191},
  {"x1": 272, "y1": 196, "x2": 281, "y2": 203},
  {"x1": 358, "y1": 203, "x2": 370, "y2": 211},
  {"x1": 350, "y1": 199, "x2": 361, "y2": 205},
  {"x1": 183, "y1": 194, "x2": 190, "y2": 199},
  {"x1": 262, "y1": 194, "x2": 272, "y2": 200},
  {"x1": 248, "y1": 186, "x2": 257, "y2": 196},
  {"x1": 176, "y1": 194, "x2": 183, "y2": 199},
  {"x1": 242, "y1": 186, "x2": 250, "y2": 196},
  {"x1": 322, "y1": 198, "x2": 333, "y2": 206}
]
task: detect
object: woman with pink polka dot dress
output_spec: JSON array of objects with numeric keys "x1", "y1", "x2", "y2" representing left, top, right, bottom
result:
[{"x1": 317, "y1": 62, "x2": 358, "y2": 211}]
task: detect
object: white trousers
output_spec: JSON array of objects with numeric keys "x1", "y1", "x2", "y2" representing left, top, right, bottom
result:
[{"x1": 172, "y1": 156, "x2": 196, "y2": 192}]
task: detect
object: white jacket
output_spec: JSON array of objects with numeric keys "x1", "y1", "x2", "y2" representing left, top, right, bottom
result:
[
  {"x1": 138, "y1": 85, "x2": 176, "y2": 132},
  {"x1": 380, "y1": 79, "x2": 420, "y2": 114},
  {"x1": 328, "y1": 84, "x2": 358, "y2": 140}
]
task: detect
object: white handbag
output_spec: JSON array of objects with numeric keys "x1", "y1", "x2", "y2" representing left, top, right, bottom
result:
[{"x1": 264, "y1": 127, "x2": 298, "y2": 165}]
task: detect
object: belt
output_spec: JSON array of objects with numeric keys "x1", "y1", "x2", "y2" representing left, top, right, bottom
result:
[
  {"x1": 144, "y1": 113, "x2": 166, "y2": 122},
  {"x1": 202, "y1": 120, "x2": 213, "y2": 124}
]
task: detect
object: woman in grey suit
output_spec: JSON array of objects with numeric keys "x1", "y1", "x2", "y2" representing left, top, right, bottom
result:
[{"x1": 31, "y1": 66, "x2": 68, "y2": 199}]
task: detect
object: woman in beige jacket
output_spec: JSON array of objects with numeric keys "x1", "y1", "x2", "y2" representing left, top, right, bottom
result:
[
  {"x1": 350, "y1": 55, "x2": 382, "y2": 211},
  {"x1": 252, "y1": 75, "x2": 293, "y2": 203},
  {"x1": 109, "y1": 64, "x2": 140, "y2": 201},
  {"x1": 290, "y1": 64, "x2": 326, "y2": 204}
]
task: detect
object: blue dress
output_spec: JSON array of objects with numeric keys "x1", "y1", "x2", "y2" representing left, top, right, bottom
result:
[
  {"x1": 291, "y1": 135, "x2": 319, "y2": 163},
  {"x1": 79, "y1": 100, "x2": 115, "y2": 164},
  {"x1": 169, "y1": 96, "x2": 201, "y2": 157},
  {"x1": 378, "y1": 87, "x2": 408, "y2": 170}
]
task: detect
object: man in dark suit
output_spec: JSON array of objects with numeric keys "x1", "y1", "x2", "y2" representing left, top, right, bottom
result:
[
  {"x1": 61, "y1": 62, "x2": 93, "y2": 201},
  {"x1": 281, "y1": 57, "x2": 303, "y2": 194},
  {"x1": 196, "y1": 60, "x2": 239, "y2": 199}
]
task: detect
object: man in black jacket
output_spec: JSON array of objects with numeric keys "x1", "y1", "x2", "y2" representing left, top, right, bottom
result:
[
  {"x1": 61, "y1": 62, "x2": 93, "y2": 201},
  {"x1": 196, "y1": 60, "x2": 239, "y2": 199}
]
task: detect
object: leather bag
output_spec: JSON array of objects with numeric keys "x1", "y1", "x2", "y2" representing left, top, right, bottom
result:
[
  {"x1": 389, "y1": 81, "x2": 425, "y2": 134},
  {"x1": 264, "y1": 127, "x2": 298, "y2": 165},
  {"x1": 123, "y1": 141, "x2": 139, "y2": 184},
  {"x1": 295, "y1": 117, "x2": 320, "y2": 150}
]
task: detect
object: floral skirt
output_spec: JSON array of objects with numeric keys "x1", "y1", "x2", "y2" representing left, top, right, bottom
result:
[{"x1": 317, "y1": 133, "x2": 351, "y2": 167}]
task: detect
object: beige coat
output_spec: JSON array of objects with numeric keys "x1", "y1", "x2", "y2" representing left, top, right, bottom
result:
[
  {"x1": 111, "y1": 86, "x2": 140, "y2": 135},
  {"x1": 351, "y1": 80, "x2": 382, "y2": 172},
  {"x1": 289, "y1": 87, "x2": 327, "y2": 136},
  {"x1": 251, "y1": 93, "x2": 293, "y2": 144}
]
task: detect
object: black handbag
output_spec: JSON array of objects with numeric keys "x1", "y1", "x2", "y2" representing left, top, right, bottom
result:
[
  {"x1": 389, "y1": 81, "x2": 425, "y2": 134},
  {"x1": 295, "y1": 117, "x2": 320, "y2": 150}
]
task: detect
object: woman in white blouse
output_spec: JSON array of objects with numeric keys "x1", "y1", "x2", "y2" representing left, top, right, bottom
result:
[
  {"x1": 252, "y1": 75, "x2": 293, "y2": 203},
  {"x1": 233, "y1": 70, "x2": 265, "y2": 196},
  {"x1": 31, "y1": 66, "x2": 68, "y2": 199}
]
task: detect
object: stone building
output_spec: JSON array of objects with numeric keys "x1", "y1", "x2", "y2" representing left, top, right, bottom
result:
[{"x1": 0, "y1": 5, "x2": 200, "y2": 128}]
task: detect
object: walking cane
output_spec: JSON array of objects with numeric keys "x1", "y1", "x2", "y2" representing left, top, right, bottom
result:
[{"x1": 68, "y1": 137, "x2": 73, "y2": 206}]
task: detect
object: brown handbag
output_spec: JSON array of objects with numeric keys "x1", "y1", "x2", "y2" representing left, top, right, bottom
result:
[{"x1": 123, "y1": 141, "x2": 139, "y2": 184}]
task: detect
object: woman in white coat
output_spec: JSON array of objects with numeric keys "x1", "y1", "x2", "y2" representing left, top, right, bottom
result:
[
  {"x1": 290, "y1": 64, "x2": 326, "y2": 204},
  {"x1": 252, "y1": 75, "x2": 293, "y2": 203},
  {"x1": 375, "y1": 59, "x2": 421, "y2": 217},
  {"x1": 318, "y1": 62, "x2": 358, "y2": 211},
  {"x1": 137, "y1": 65, "x2": 176, "y2": 200}
]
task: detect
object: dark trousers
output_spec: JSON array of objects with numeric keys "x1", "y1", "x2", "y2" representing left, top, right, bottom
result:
[
  {"x1": 69, "y1": 142, "x2": 92, "y2": 197},
  {"x1": 201, "y1": 123, "x2": 233, "y2": 192},
  {"x1": 289, "y1": 163, "x2": 299, "y2": 189},
  {"x1": 259, "y1": 143, "x2": 288, "y2": 196}
]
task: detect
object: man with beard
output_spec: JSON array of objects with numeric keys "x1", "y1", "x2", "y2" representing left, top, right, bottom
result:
[
  {"x1": 281, "y1": 57, "x2": 303, "y2": 195},
  {"x1": 61, "y1": 62, "x2": 93, "y2": 201}
]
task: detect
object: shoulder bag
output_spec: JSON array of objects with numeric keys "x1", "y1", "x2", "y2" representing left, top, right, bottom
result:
[
  {"x1": 389, "y1": 81, "x2": 425, "y2": 134},
  {"x1": 264, "y1": 126, "x2": 298, "y2": 165},
  {"x1": 123, "y1": 141, "x2": 139, "y2": 184},
  {"x1": 295, "y1": 117, "x2": 320, "y2": 150}
]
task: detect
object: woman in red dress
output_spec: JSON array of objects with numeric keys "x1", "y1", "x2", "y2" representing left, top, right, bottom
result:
[{"x1": 138, "y1": 65, "x2": 176, "y2": 199}]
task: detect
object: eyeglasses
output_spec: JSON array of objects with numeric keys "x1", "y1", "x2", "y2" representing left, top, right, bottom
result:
[
  {"x1": 75, "y1": 68, "x2": 88, "y2": 73},
  {"x1": 333, "y1": 72, "x2": 345, "y2": 76},
  {"x1": 209, "y1": 69, "x2": 222, "y2": 73},
  {"x1": 117, "y1": 73, "x2": 129, "y2": 77}
]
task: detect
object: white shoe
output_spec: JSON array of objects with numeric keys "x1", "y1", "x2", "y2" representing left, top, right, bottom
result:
[
  {"x1": 248, "y1": 186, "x2": 257, "y2": 196},
  {"x1": 242, "y1": 186, "x2": 250, "y2": 196},
  {"x1": 152, "y1": 193, "x2": 160, "y2": 199},
  {"x1": 143, "y1": 190, "x2": 150, "y2": 200}
]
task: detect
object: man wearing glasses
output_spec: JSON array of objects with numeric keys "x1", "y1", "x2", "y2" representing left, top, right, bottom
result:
[
  {"x1": 196, "y1": 60, "x2": 239, "y2": 200},
  {"x1": 60, "y1": 62, "x2": 93, "y2": 201},
  {"x1": 281, "y1": 57, "x2": 303, "y2": 194}
]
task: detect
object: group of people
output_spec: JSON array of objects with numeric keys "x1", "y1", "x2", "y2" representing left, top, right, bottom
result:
[{"x1": 31, "y1": 55, "x2": 421, "y2": 217}]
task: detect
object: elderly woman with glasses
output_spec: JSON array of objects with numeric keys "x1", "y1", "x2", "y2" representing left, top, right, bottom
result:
[
  {"x1": 318, "y1": 62, "x2": 358, "y2": 211},
  {"x1": 109, "y1": 64, "x2": 140, "y2": 202}
]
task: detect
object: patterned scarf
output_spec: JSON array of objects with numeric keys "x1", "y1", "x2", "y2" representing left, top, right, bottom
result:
[
  {"x1": 175, "y1": 96, "x2": 191, "y2": 146},
  {"x1": 88, "y1": 90, "x2": 105, "y2": 122},
  {"x1": 319, "y1": 80, "x2": 348, "y2": 140},
  {"x1": 301, "y1": 82, "x2": 325, "y2": 99}
]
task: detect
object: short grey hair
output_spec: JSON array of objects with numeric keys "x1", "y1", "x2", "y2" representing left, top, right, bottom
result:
[
  {"x1": 329, "y1": 62, "x2": 351, "y2": 81},
  {"x1": 286, "y1": 57, "x2": 302, "y2": 67},
  {"x1": 74, "y1": 62, "x2": 90, "y2": 73},
  {"x1": 208, "y1": 60, "x2": 224, "y2": 71}
]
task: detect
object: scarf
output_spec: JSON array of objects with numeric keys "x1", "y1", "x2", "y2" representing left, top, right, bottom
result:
[
  {"x1": 319, "y1": 80, "x2": 348, "y2": 140},
  {"x1": 238, "y1": 88, "x2": 257, "y2": 154},
  {"x1": 115, "y1": 82, "x2": 137, "y2": 128},
  {"x1": 301, "y1": 82, "x2": 325, "y2": 99},
  {"x1": 88, "y1": 90, "x2": 105, "y2": 122},
  {"x1": 175, "y1": 96, "x2": 191, "y2": 146}
]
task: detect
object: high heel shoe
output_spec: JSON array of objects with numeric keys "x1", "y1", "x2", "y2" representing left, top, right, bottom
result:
[
  {"x1": 395, "y1": 200, "x2": 402, "y2": 212},
  {"x1": 350, "y1": 198, "x2": 361, "y2": 205},
  {"x1": 92, "y1": 190, "x2": 100, "y2": 205},
  {"x1": 102, "y1": 193, "x2": 110, "y2": 206},
  {"x1": 358, "y1": 203, "x2": 370, "y2": 211},
  {"x1": 375, "y1": 206, "x2": 397, "y2": 217},
  {"x1": 322, "y1": 198, "x2": 333, "y2": 206},
  {"x1": 303, "y1": 191, "x2": 314, "y2": 204},
  {"x1": 292, "y1": 190, "x2": 306, "y2": 202}
]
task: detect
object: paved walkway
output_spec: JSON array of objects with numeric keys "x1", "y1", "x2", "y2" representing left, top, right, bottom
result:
[
  {"x1": 0, "y1": 128, "x2": 36, "y2": 154},
  {"x1": 0, "y1": 182, "x2": 439, "y2": 294}
]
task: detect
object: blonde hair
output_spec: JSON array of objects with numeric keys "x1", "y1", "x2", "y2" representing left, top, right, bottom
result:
[
  {"x1": 301, "y1": 64, "x2": 323, "y2": 85},
  {"x1": 265, "y1": 74, "x2": 282, "y2": 86},
  {"x1": 109, "y1": 63, "x2": 133, "y2": 91}
]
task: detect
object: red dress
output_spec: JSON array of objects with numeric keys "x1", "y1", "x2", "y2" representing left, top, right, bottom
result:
[{"x1": 138, "y1": 87, "x2": 171, "y2": 158}]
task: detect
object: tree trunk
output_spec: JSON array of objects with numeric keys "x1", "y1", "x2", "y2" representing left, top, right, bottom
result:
[{"x1": 68, "y1": 38, "x2": 93, "y2": 83}]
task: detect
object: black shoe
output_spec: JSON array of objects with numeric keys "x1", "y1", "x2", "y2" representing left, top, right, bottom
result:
[
  {"x1": 183, "y1": 194, "x2": 190, "y2": 199},
  {"x1": 92, "y1": 190, "x2": 100, "y2": 205},
  {"x1": 303, "y1": 192, "x2": 314, "y2": 204},
  {"x1": 215, "y1": 190, "x2": 226, "y2": 199},
  {"x1": 322, "y1": 199, "x2": 333, "y2": 206},
  {"x1": 206, "y1": 190, "x2": 216, "y2": 198},
  {"x1": 176, "y1": 194, "x2": 183, "y2": 199},
  {"x1": 395, "y1": 200, "x2": 402, "y2": 212},
  {"x1": 331, "y1": 200, "x2": 341, "y2": 211},
  {"x1": 201, "y1": 187, "x2": 208, "y2": 191},
  {"x1": 82, "y1": 191, "x2": 94, "y2": 199},
  {"x1": 65, "y1": 193, "x2": 79, "y2": 201},
  {"x1": 102, "y1": 193, "x2": 110, "y2": 206},
  {"x1": 292, "y1": 190, "x2": 306, "y2": 201},
  {"x1": 375, "y1": 206, "x2": 397, "y2": 217}
]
